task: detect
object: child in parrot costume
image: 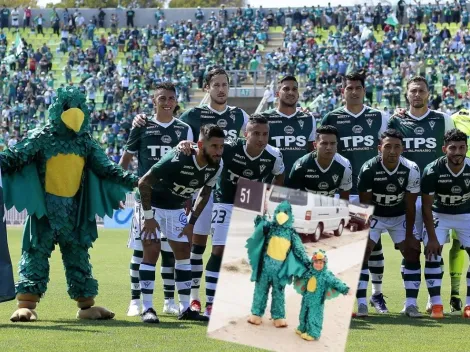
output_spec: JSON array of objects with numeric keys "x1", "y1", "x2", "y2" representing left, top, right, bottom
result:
[
  {"x1": 293, "y1": 249, "x2": 350, "y2": 341},
  {"x1": 246, "y1": 200, "x2": 312, "y2": 328},
  {"x1": 1, "y1": 86, "x2": 139, "y2": 322}
]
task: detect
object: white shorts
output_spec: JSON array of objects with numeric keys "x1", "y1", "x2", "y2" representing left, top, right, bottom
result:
[
  {"x1": 423, "y1": 212, "x2": 470, "y2": 248},
  {"x1": 127, "y1": 202, "x2": 189, "y2": 247},
  {"x1": 192, "y1": 191, "x2": 214, "y2": 236},
  {"x1": 369, "y1": 215, "x2": 406, "y2": 244},
  {"x1": 211, "y1": 203, "x2": 233, "y2": 246}
]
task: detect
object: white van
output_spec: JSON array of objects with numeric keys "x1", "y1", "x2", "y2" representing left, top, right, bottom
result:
[{"x1": 264, "y1": 186, "x2": 350, "y2": 242}]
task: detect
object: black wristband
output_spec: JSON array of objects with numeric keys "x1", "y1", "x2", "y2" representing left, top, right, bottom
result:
[{"x1": 189, "y1": 214, "x2": 198, "y2": 225}]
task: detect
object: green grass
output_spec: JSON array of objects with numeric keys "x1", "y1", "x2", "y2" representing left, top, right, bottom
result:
[
  {"x1": 346, "y1": 236, "x2": 470, "y2": 352},
  {"x1": 0, "y1": 228, "x2": 264, "y2": 352}
]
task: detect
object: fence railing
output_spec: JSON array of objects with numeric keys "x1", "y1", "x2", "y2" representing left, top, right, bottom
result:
[{"x1": 5, "y1": 193, "x2": 137, "y2": 225}]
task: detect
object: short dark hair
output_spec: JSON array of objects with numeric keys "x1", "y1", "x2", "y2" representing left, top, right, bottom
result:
[
  {"x1": 204, "y1": 68, "x2": 230, "y2": 87},
  {"x1": 406, "y1": 76, "x2": 429, "y2": 91},
  {"x1": 380, "y1": 128, "x2": 404, "y2": 142},
  {"x1": 248, "y1": 115, "x2": 268, "y2": 126},
  {"x1": 199, "y1": 124, "x2": 226, "y2": 141},
  {"x1": 316, "y1": 125, "x2": 338, "y2": 140},
  {"x1": 154, "y1": 82, "x2": 176, "y2": 94},
  {"x1": 342, "y1": 71, "x2": 365, "y2": 89},
  {"x1": 278, "y1": 75, "x2": 298, "y2": 86},
  {"x1": 444, "y1": 128, "x2": 468, "y2": 145}
]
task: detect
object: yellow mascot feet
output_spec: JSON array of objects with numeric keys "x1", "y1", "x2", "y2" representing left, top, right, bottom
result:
[
  {"x1": 273, "y1": 318, "x2": 288, "y2": 328},
  {"x1": 247, "y1": 314, "x2": 262, "y2": 325},
  {"x1": 301, "y1": 333, "x2": 315, "y2": 341},
  {"x1": 295, "y1": 328, "x2": 302, "y2": 335},
  {"x1": 77, "y1": 306, "x2": 115, "y2": 320}
]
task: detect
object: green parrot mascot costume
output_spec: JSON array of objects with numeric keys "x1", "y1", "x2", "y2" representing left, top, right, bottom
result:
[
  {"x1": 246, "y1": 200, "x2": 311, "y2": 327},
  {"x1": 293, "y1": 249, "x2": 350, "y2": 341},
  {"x1": 1, "y1": 86, "x2": 138, "y2": 322}
]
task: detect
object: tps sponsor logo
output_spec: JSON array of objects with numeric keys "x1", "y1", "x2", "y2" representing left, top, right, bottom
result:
[
  {"x1": 148, "y1": 145, "x2": 172, "y2": 157},
  {"x1": 373, "y1": 192, "x2": 405, "y2": 204},
  {"x1": 438, "y1": 192, "x2": 470, "y2": 204},
  {"x1": 403, "y1": 138, "x2": 437, "y2": 149},
  {"x1": 272, "y1": 135, "x2": 307, "y2": 148},
  {"x1": 223, "y1": 129, "x2": 238, "y2": 139},
  {"x1": 172, "y1": 183, "x2": 199, "y2": 196},
  {"x1": 340, "y1": 135, "x2": 374, "y2": 148}
]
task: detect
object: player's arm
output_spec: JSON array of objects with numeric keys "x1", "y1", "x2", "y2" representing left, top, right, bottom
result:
[
  {"x1": 179, "y1": 109, "x2": 199, "y2": 142},
  {"x1": 272, "y1": 149, "x2": 285, "y2": 186},
  {"x1": 285, "y1": 157, "x2": 304, "y2": 189},
  {"x1": 421, "y1": 165, "x2": 441, "y2": 260},
  {"x1": 443, "y1": 113, "x2": 456, "y2": 132},
  {"x1": 357, "y1": 163, "x2": 373, "y2": 205},
  {"x1": 405, "y1": 163, "x2": 420, "y2": 240},
  {"x1": 119, "y1": 126, "x2": 140, "y2": 170},
  {"x1": 241, "y1": 109, "x2": 250, "y2": 135},
  {"x1": 379, "y1": 111, "x2": 389, "y2": 135},
  {"x1": 307, "y1": 114, "x2": 317, "y2": 153},
  {"x1": 339, "y1": 159, "x2": 352, "y2": 201}
]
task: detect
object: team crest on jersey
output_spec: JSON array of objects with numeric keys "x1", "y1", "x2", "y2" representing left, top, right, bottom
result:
[
  {"x1": 284, "y1": 126, "x2": 294, "y2": 134},
  {"x1": 175, "y1": 130, "x2": 182, "y2": 140},
  {"x1": 332, "y1": 174, "x2": 339, "y2": 183},
  {"x1": 414, "y1": 127, "x2": 425, "y2": 135},
  {"x1": 171, "y1": 151, "x2": 180, "y2": 162},
  {"x1": 162, "y1": 135, "x2": 172, "y2": 143},
  {"x1": 386, "y1": 184, "x2": 397, "y2": 192},
  {"x1": 398, "y1": 177, "x2": 405, "y2": 186},
  {"x1": 204, "y1": 173, "x2": 210, "y2": 181},
  {"x1": 295, "y1": 162, "x2": 302, "y2": 170},
  {"x1": 243, "y1": 169, "x2": 254, "y2": 177},
  {"x1": 429, "y1": 121, "x2": 436, "y2": 130},
  {"x1": 298, "y1": 120, "x2": 304, "y2": 129},
  {"x1": 318, "y1": 182, "x2": 329, "y2": 190},
  {"x1": 260, "y1": 165, "x2": 266, "y2": 173},
  {"x1": 452, "y1": 186, "x2": 462, "y2": 194},
  {"x1": 189, "y1": 179, "x2": 199, "y2": 187},
  {"x1": 352, "y1": 125, "x2": 363, "y2": 134},
  {"x1": 366, "y1": 119, "x2": 373, "y2": 128},
  {"x1": 217, "y1": 119, "x2": 228, "y2": 128},
  {"x1": 230, "y1": 111, "x2": 236, "y2": 122},
  {"x1": 465, "y1": 179, "x2": 470, "y2": 188}
]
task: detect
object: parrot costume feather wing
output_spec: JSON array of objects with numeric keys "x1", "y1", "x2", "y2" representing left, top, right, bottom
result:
[
  {"x1": 277, "y1": 247, "x2": 309, "y2": 286},
  {"x1": 246, "y1": 219, "x2": 268, "y2": 282}
]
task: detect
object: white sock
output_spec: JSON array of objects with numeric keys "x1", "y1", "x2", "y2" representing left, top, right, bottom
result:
[{"x1": 142, "y1": 300, "x2": 153, "y2": 312}]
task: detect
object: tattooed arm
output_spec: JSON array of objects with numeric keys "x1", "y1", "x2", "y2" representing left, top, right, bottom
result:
[
  {"x1": 188, "y1": 185, "x2": 212, "y2": 224},
  {"x1": 138, "y1": 170, "x2": 160, "y2": 242}
]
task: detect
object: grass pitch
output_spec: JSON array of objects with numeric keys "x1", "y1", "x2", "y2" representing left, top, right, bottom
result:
[
  {"x1": 346, "y1": 235, "x2": 470, "y2": 352},
  {"x1": 0, "y1": 228, "x2": 264, "y2": 352}
]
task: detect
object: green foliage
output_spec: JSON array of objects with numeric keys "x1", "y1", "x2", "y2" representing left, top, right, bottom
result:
[
  {"x1": 4, "y1": 0, "x2": 38, "y2": 8},
  {"x1": 168, "y1": 0, "x2": 245, "y2": 8}
]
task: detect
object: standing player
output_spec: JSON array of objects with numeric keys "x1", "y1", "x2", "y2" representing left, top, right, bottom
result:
[
  {"x1": 421, "y1": 129, "x2": 470, "y2": 318},
  {"x1": 388, "y1": 76, "x2": 455, "y2": 317},
  {"x1": 286, "y1": 125, "x2": 352, "y2": 200},
  {"x1": 133, "y1": 68, "x2": 249, "y2": 313},
  {"x1": 120, "y1": 83, "x2": 193, "y2": 321},
  {"x1": 321, "y1": 72, "x2": 389, "y2": 314},
  {"x1": 356, "y1": 129, "x2": 420, "y2": 317},
  {"x1": 138, "y1": 124, "x2": 224, "y2": 321},
  {"x1": 445, "y1": 107, "x2": 470, "y2": 314},
  {"x1": 259, "y1": 75, "x2": 317, "y2": 176}
]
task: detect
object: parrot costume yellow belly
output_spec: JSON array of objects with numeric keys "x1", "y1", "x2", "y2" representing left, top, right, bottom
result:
[{"x1": 1, "y1": 86, "x2": 138, "y2": 322}]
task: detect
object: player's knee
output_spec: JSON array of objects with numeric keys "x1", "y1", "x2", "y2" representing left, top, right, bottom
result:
[
  {"x1": 212, "y1": 245, "x2": 224, "y2": 257},
  {"x1": 192, "y1": 233, "x2": 208, "y2": 246},
  {"x1": 403, "y1": 248, "x2": 420, "y2": 263}
]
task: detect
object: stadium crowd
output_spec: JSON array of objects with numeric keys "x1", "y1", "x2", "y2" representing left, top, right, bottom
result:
[{"x1": 0, "y1": 2, "x2": 469, "y2": 167}]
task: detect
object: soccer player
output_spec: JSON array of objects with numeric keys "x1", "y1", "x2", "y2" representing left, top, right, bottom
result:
[
  {"x1": 120, "y1": 83, "x2": 193, "y2": 321},
  {"x1": 356, "y1": 129, "x2": 420, "y2": 317},
  {"x1": 133, "y1": 68, "x2": 249, "y2": 313},
  {"x1": 421, "y1": 128, "x2": 470, "y2": 318},
  {"x1": 321, "y1": 72, "x2": 389, "y2": 314},
  {"x1": 446, "y1": 105, "x2": 470, "y2": 314},
  {"x1": 388, "y1": 76, "x2": 455, "y2": 317},
  {"x1": 138, "y1": 124, "x2": 224, "y2": 321},
  {"x1": 259, "y1": 75, "x2": 317, "y2": 176},
  {"x1": 286, "y1": 125, "x2": 352, "y2": 200}
]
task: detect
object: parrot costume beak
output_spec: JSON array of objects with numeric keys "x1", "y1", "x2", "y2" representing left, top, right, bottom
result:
[
  {"x1": 61, "y1": 108, "x2": 84, "y2": 132},
  {"x1": 276, "y1": 212, "x2": 289, "y2": 225}
]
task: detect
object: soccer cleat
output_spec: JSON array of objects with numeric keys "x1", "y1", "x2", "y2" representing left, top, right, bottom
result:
[
  {"x1": 430, "y1": 304, "x2": 444, "y2": 319},
  {"x1": 369, "y1": 293, "x2": 389, "y2": 313},
  {"x1": 404, "y1": 305, "x2": 423, "y2": 318},
  {"x1": 203, "y1": 305, "x2": 212, "y2": 319},
  {"x1": 163, "y1": 300, "x2": 179, "y2": 315},
  {"x1": 127, "y1": 300, "x2": 141, "y2": 317},
  {"x1": 190, "y1": 299, "x2": 201, "y2": 312},
  {"x1": 141, "y1": 308, "x2": 160, "y2": 323},
  {"x1": 178, "y1": 307, "x2": 209, "y2": 321},
  {"x1": 450, "y1": 296, "x2": 463, "y2": 315},
  {"x1": 463, "y1": 306, "x2": 470, "y2": 318},
  {"x1": 425, "y1": 298, "x2": 432, "y2": 314},
  {"x1": 355, "y1": 303, "x2": 368, "y2": 317}
]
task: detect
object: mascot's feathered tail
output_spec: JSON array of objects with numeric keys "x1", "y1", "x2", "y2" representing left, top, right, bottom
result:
[{"x1": 0, "y1": 170, "x2": 15, "y2": 303}]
